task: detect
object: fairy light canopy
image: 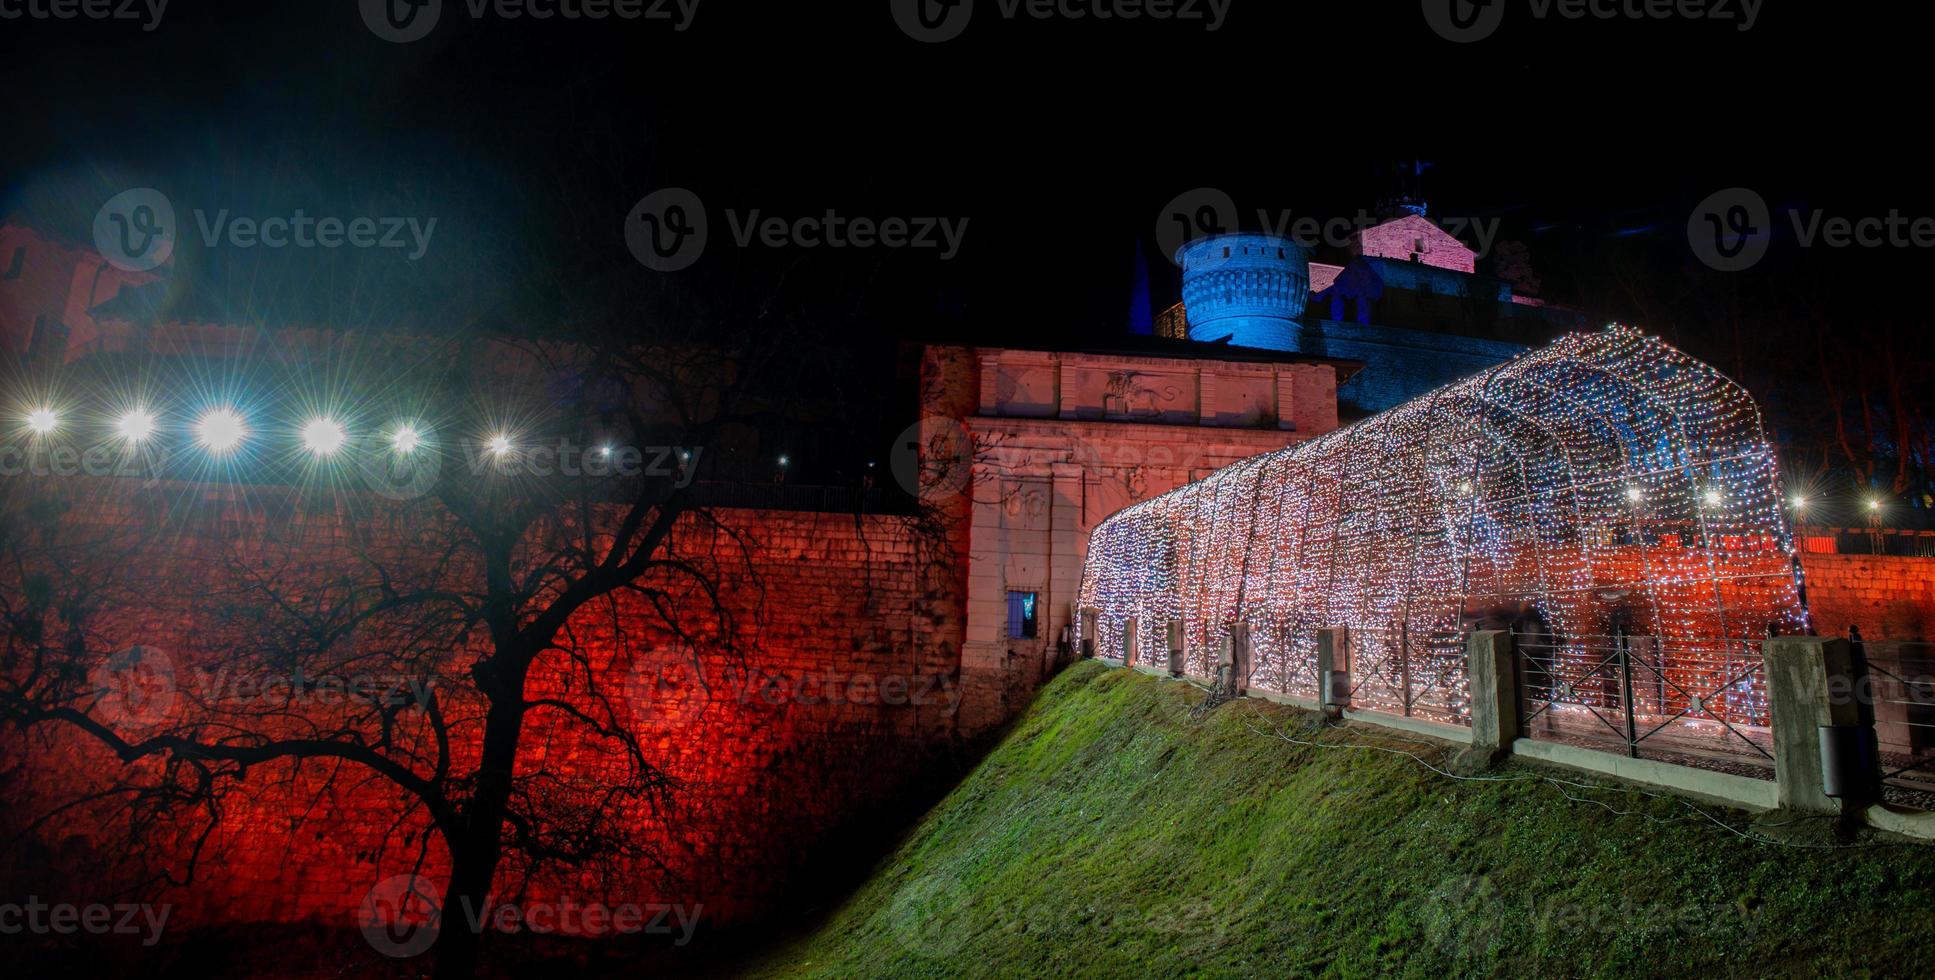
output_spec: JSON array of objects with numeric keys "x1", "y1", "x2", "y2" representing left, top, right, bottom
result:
[{"x1": 1076, "y1": 326, "x2": 1808, "y2": 697}]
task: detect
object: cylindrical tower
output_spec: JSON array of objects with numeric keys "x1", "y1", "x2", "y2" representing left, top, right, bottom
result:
[{"x1": 1176, "y1": 233, "x2": 1310, "y2": 351}]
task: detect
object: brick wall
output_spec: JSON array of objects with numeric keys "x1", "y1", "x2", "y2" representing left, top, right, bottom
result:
[
  {"x1": 1801, "y1": 553, "x2": 1935, "y2": 641},
  {"x1": 1, "y1": 502, "x2": 961, "y2": 931},
  {"x1": 1351, "y1": 214, "x2": 1477, "y2": 274},
  {"x1": 8, "y1": 455, "x2": 1930, "y2": 937}
]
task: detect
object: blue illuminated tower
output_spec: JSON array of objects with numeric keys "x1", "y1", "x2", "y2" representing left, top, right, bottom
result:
[{"x1": 1175, "y1": 233, "x2": 1310, "y2": 351}]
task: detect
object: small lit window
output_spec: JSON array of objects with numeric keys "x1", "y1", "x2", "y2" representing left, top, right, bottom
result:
[{"x1": 1006, "y1": 591, "x2": 1039, "y2": 639}]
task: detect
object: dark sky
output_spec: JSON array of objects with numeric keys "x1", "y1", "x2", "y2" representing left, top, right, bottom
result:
[{"x1": 6, "y1": 0, "x2": 1933, "y2": 348}]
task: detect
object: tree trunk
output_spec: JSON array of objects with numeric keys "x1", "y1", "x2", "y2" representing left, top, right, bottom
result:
[{"x1": 431, "y1": 688, "x2": 527, "y2": 979}]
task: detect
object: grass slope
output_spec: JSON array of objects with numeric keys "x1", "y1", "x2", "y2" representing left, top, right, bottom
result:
[{"x1": 747, "y1": 660, "x2": 1935, "y2": 978}]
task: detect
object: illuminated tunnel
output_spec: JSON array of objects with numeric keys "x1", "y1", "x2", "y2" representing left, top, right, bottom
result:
[{"x1": 1076, "y1": 326, "x2": 1807, "y2": 735}]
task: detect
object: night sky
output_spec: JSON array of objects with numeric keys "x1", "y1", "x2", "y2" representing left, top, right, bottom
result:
[
  {"x1": 10, "y1": 9, "x2": 1935, "y2": 973},
  {"x1": 6, "y1": 1, "x2": 1933, "y2": 414}
]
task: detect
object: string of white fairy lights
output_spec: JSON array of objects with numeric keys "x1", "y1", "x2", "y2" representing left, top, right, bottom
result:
[
  {"x1": 17, "y1": 404, "x2": 483, "y2": 462},
  {"x1": 5, "y1": 404, "x2": 688, "y2": 476},
  {"x1": 1076, "y1": 325, "x2": 1808, "y2": 727}
]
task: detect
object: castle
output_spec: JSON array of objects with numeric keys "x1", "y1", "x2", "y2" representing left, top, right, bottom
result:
[{"x1": 2, "y1": 211, "x2": 1931, "y2": 933}]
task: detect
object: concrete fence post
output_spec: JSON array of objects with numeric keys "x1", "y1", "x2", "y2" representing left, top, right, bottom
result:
[
  {"x1": 1764, "y1": 636, "x2": 1866, "y2": 814},
  {"x1": 1465, "y1": 630, "x2": 1518, "y2": 760},
  {"x1": 1317, "y1": 627, "x2": 1350, "y2": 717},
  {"x1": 1123, "y1": 616, "x2": 1139, "y2": 667},
  {"x1": 1167, "y1": 620, "x2": 1185, "y2": 677},
  {"x1": 1216, "y1": 633, "x2": 1234, "y2": 692},
  {"x1": 1231, "y1": 622, "x2": 1252, "y2": 696},
  {"x1": 1079, "y1": 607, "x2": 1098, "y2": 660}
]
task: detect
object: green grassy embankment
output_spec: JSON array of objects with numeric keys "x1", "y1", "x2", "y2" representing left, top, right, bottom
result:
[{"x1": 748, "y1": 660, "x2": 1935, "y2": 978}]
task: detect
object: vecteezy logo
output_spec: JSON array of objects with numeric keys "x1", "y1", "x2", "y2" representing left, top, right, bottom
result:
[
  {"x1": 1688, "y1": 187, "x2": 1772, "y2": 272},
  {"x1": 891, "y1": 0, "x2": 973, "y2": 42},
  {"x1": 359, "y1": 874, "x2": 444, "y2": 958},
  {"x1": 93, "y1": 189, "x2": 177, "y2": 273},
  {"x1": 1420, "y1": 874, "x2": 1502, "y2": 957},
  {"x1": 886, "y1": 871, "x2": 972, "y2": 958},
  {"x1": 890, "y1": 416, "x2": 974, "y2": 503},
  {"x1": 361, "y1": 0, "x2": 442, "y2": 43},
  {"x1": 89, "y1": 645, "x2": 178, "y2": 727},
  {"x1": 625, "y1": 188, "x2": 709, "y2": 272},
  {"x1": 1155, "y1": 187, "x2": 1239, "y2": 269},
  {"x1": 356, "y1": 445, "x2": 443, "y2": 501},
  {"x1": 1422, "y1": 0, "x2": 1505, "y2": 42},
  {"x1": 626, "y1": 653, "x2": 714, "y2": 730}
]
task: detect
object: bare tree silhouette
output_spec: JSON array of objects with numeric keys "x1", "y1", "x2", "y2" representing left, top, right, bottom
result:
[{"x1": 0, "y1": 295, "x2": 848, "y2": 977}]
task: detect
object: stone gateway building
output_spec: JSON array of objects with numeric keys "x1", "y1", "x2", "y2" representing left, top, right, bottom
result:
[{"x1": 920, "y1": 340, "x2": 1349, "y2": 731}]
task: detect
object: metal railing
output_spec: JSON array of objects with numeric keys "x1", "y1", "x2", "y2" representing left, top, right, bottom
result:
[
  {"x1": 1092, "y1": 616, "x2": 1812, "y2": 779},
  {"x1": 1342, "y1": 625, "x2": 1471, "y2": 725},
  {"x1": 1248, "y1": 627, "x2": 1322, "y2": 701},
  {"x1": 1099, "y1": 620, "x2": 1475, "y2": 728},
  {"x1": 1514, "y1": 630, "x2": 1773, "y2": 776},
  {"x1": 1856, "y1": 640, "x2": 1935, "y2": 807},
  {"x1": 1793, "y1": 525, "x2": 1935, "y2": 557}
]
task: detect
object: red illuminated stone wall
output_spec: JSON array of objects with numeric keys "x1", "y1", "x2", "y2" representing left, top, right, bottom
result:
[
  {"x1": 8, "y1": 491, "x2": 1935, "y2": 938},
  {"x1": 1800, "y1": 553, "x2": 1935, "y2": 642},
  {"x1": 1, "y1": 502, "x2": 964, "y2": 933}
]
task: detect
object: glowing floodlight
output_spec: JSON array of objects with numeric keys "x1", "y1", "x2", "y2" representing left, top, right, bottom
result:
[
  {"x1": 392, "y1": 424, "x2": 423, "y2": 455},
  {"x1": 1790, "y1": 495, "x2": 1806, "y2": 510},
  {"x1": 116, "y1": 409, "x2": 158, "y2": 443},
  {"x1": 26, "y1": 408, "x2": 58, "y2": 435},
  {"x1": 488, "y1": 434, "x2": 514, "y2": 457},
  {"x1": 1624, "y1": 486, "x2": 1644, "y2": 503},
  {"x1": 1703, "y1": 489, "x2": 1723, "y2": 508},
  {"x1": 196, "y1": 409, "x2": 247, "y2": 455},
  {"x1": 301, "y1": 417, "x2": 348, "y2": 457}
]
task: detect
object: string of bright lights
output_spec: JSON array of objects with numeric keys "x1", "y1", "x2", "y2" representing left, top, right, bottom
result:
[
  {"x1": 15, "y1": 404, "x2": 516, "y2": 461},
  {"x1": 1076, "y1": 326, "x2": 1809, "y2": 729}
]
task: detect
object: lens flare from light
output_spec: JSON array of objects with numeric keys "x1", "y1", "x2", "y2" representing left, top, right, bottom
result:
[
  {"x1": 197, "y1": 409, "x2": 247, "y2": 455},
  {"x1": 116, "y1": 409, "x2": 158, "y2": 443},
  {"x1": 26, "y1": 408, "x2": 58, "y2": 435},
  {"x1": 392, "y1": 424, "x2": 423, "y2": 455},
  {"x1": 301, "y1": 418, "x2": 348, "y2": 457}
]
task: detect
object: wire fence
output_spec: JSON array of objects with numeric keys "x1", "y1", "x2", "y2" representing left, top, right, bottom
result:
[
  {"x1": 1514, "y1": 631, "x2": 1774, "y2": 778},
  {"x1": 1097, "y1": 619, "x2": 1476, "y2": 727},
  {"x1": 1857, "y1": 640, "x2": 1935, "y2": 809},
  {"x1": 1098, "y1": 618, "x2": 1935, "y2": 812},
  {"x1": 1340, "y1": 626, "x2": 1471, "y2": 725}
]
